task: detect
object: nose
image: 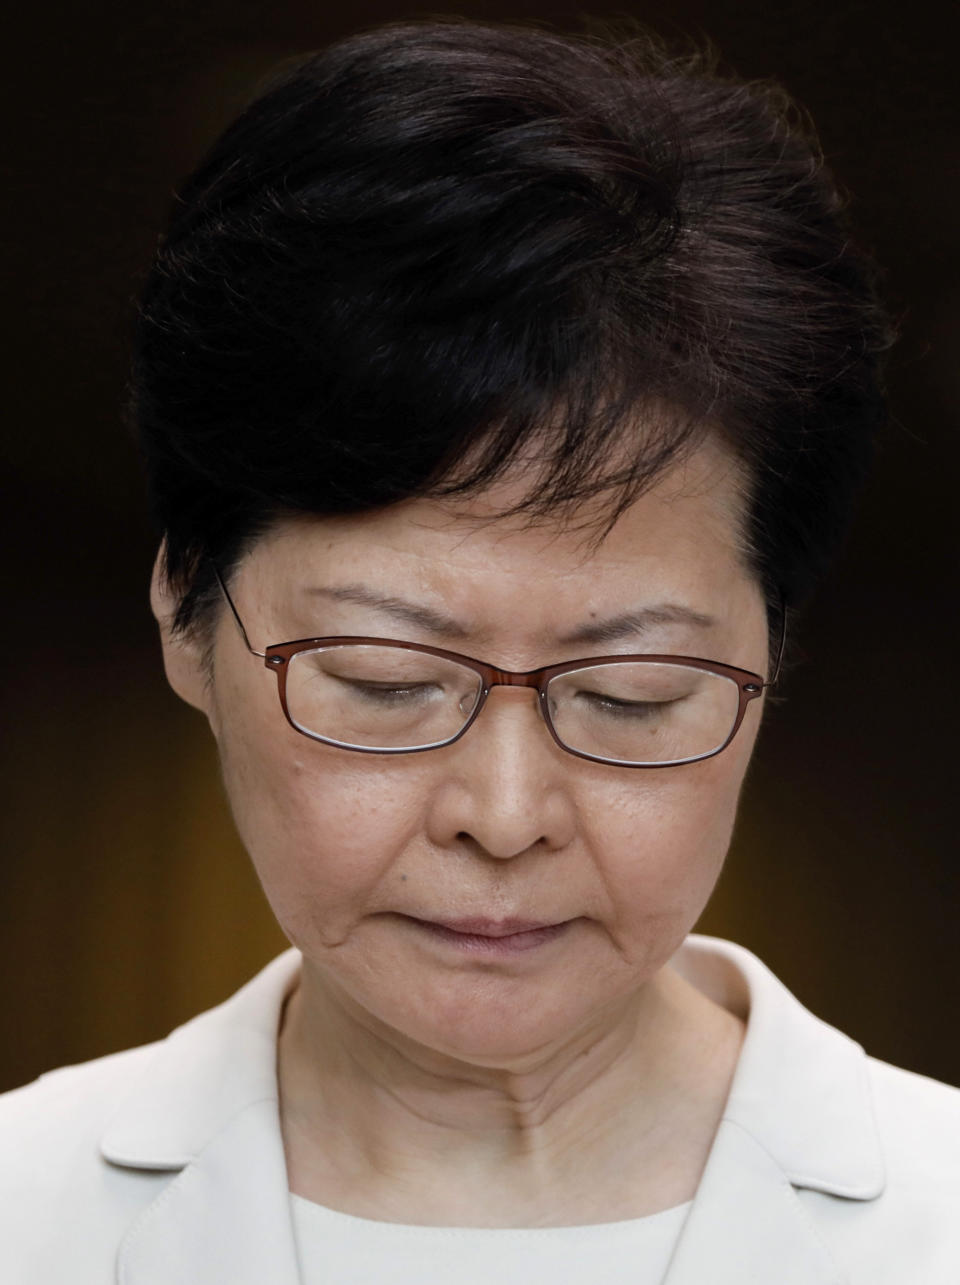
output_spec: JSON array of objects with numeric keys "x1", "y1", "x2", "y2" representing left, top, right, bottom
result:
[{"x1": 424, "y1": 685, "x2": 577, "y2": 860}]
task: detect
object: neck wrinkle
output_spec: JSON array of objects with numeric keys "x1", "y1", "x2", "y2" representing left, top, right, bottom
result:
[{"x1": 278, "y1": 960, "x2": 724, "y2": 1166}]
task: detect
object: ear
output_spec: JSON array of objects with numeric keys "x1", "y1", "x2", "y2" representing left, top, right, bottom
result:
[{"x1": 150, "y1": 544, "x2": 213, "y2": 716}]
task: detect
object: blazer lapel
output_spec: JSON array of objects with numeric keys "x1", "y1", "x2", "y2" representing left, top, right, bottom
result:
[
  {"x1": 663, "y1": 1119, "x2": 848, "y2": 1285},
  {"x1": 100, "y1": 950, "x2": 305, "y2": 1285},
  {"x1": 662, "y1": 934, "x2": 888, "y2": 1285},
  {"x1": 116, "y1": 1096, "x2": 302, "y2": 1285}
]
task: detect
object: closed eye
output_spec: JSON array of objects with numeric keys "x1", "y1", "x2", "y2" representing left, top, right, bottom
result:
[
  {"x1": 574, "y1": 691, "x2": 681, "y2": 719},
  {"x1": 330, "y1": 677, "x2": 438, "y2": 704}
]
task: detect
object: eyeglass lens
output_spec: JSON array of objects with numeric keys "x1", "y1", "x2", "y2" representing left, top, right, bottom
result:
[{"x1": 283, "y1": 645, "x2": 742, "y2": 765}]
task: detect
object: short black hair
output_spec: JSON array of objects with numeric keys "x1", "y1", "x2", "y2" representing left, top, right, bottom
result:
[{"x1": 128, "y1": 16, "x2": 893, "y2": 640}]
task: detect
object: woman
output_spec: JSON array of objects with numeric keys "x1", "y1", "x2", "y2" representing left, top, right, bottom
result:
[{"x1": 3, "y1": 16, "x2": 958, "y2": 1283}]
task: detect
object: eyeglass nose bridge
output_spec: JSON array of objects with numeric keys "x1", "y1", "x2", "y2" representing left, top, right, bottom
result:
[
  {"x1": 429, "y1": 660, "x2": 549, "y2": 739},
  {"x1": 468, "y1": 667, "x2": 555, "y2": 727},
  {"x1": 481, "y1": 665, "x2": 548, "y2": 690}
]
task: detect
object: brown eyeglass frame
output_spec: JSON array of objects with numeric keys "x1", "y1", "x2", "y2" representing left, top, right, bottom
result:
[{"x1": 213, "y1": 565, "x2": 785, "y2": 768}]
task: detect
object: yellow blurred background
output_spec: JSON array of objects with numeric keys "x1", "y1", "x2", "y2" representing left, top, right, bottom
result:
[{"x1": 3, "y1": 0, "x2": 958, "y2": 1092}]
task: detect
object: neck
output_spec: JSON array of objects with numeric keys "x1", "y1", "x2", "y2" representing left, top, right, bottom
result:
[{"x1": 277, "y1": 962, "x2": 744, "y2": 1226}]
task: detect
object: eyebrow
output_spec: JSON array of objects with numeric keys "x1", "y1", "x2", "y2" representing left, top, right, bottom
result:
[
  {"x1": 559, "y1": 603, "x2": 716, "y2": 646},
  {"x1": 305, "y1": 585, "x2": 715, "y2": 646},
  {"x1": 307, "y1": 585, "x2": 470, "y2": 638}
]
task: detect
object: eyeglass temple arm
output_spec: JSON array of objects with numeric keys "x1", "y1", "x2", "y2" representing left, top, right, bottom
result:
[{"x1": 211, "y1": 563, "x2": 267, "y2": 658}]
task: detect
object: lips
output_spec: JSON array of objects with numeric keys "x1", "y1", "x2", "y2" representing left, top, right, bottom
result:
[
  {"x1": 403, "y1": 915, "x2": 574, "y2": 955},
  {"x1": 410, "y1": 916, "x2": 566, "y2": 937}
]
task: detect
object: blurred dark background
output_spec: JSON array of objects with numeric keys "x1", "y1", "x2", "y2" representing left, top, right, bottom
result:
[{"x1": 2, "y1": 0, "x2": 958, "y2": 1093}]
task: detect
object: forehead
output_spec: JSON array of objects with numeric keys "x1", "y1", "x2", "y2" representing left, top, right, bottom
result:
[{"x1": 246, "y1": 438, "x2": 755, "y2": 639}]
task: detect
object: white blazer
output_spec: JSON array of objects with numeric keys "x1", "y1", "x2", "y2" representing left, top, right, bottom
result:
[{"x1": 2, "y1": 933, "x2": 959, "y2": 1284}]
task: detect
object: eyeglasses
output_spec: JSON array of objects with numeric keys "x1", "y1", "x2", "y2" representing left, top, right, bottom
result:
[{"x1": 213, "y1": 567, "x2": 784, "y2": 769}]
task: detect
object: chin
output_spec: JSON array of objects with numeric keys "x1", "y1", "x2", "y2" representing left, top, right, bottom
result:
[{"x1": 378, "y1": 977, "x2": 602, "y2": 1067}]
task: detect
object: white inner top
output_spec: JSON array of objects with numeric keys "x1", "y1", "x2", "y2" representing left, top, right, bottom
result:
[{"x1": 291, "y1": 1192, "x2": 693, "y2": 1284}]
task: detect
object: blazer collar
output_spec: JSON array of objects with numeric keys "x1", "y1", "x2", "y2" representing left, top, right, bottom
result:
[
  {"x1": 103, "y1": 951, "x2": 304, "y2": 1285},
  {"x1": 101, "y1": 948, "x2": 301, "y2": 1171},
  {"x1": 673, "y1": 934, "x2": 885, "y2": 1200},
  {"x1": 660, "y1": 935, "x2": 886, "y2": 1285},
  {"x1": 100, "y1": 937, "x2": 884, "y2": 1285}
]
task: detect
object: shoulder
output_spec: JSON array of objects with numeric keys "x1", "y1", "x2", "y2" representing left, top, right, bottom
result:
[
  {"x1": 0, "y1": 1042, "x2": 173, "y2": 1283},
  {"x1": 865, "y1": 1052, "x2": 960, "y2": 1183},
  {"x1": 0, "y1": 951, "x2": 299, "y2": 1282},
  {"x1": 0, "y1": 1040, "x2": 163, "y2": 1178},
  {"x1": 798, "y1": 1055, "x2": 960, "y2": 1283},
  {"x1": 0, "y1": 949, "x2": 299, "y2": 1170}
]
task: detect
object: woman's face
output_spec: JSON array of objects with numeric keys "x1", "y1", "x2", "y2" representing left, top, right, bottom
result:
[{"x1": 157, "y1": 438, "x2": 769, "y2": 1065}]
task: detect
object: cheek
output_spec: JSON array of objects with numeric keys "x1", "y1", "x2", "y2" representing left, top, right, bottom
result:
[
  {"x1": 215, "y1": 713, "x2": 427, "y2": 945},
  {"x1": 585, "y1": 734, "x2": 754, "y2": 955}
]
